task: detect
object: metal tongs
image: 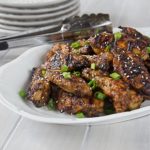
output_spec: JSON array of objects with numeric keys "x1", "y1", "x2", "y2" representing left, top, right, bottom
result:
[{"x1": 0, "y1": 13, "x2": 112, "y2": 50}]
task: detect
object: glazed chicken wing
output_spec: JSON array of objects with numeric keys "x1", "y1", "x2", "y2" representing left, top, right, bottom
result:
[
  {"x1": 44, "y1": 48, "x2": 89, "y2": 70},
  {"x1": 27, "y1": 67, "x2": 51, "y2": 107},
  {"x1": 84, "y1": 52, "x2": 113, "y2": 73},
  {"x1": 45, "y1": 70, "x2": 92, "y2": 97},
  {"x1": 113, "y1": 51, "x2": 150, "y2": 96},
  {"x1": 88, "y1": 32, "x2": 114, "y2": 54},
  {"x1": 57, "y1": 90, "x2": 104, "y2": 117},
  {"x1": 71, "y1": 39, "x2": 94, "y2": 55},
  {"x1": 115, "y1": 26, "x2": 150, "y2": 62},
  {"x1": 82, "y1": 68, "x2": 143, "y2": 112},
  {"x1": 45, "y1": 43, "x2": 70, "y2": 61}
]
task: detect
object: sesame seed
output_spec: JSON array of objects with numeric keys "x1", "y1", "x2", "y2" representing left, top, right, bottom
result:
[
  {"x1": 142, "y1": 82, "x2": 146, "y2": 85},
  {"x1": 146, "y1": 77, "x2": 149, "y2": 80},
  {"x1": 60, "y1": 110, "x2": 63, "y2": 113}
]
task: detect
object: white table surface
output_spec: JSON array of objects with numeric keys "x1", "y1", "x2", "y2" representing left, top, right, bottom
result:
[{"x1": 0, "y1": 0, "x2": 150, "y2": 150}]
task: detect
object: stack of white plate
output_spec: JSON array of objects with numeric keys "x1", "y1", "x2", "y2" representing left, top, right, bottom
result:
[{"x1": 0, "y1": 0, "x2": 80, "y2": 31}]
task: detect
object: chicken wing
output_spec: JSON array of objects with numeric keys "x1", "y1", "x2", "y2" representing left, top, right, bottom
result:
[
  {"x1": 27, "y1": 67, "x2": 51, "y2": 107},
  {"x1": 57, "y1": 90, "x2": 104, "y2": 117},
  {"x1": 71, "y1": 39, "x2": 94, "y2": 55},
  {"x1": 113, "y1": 51, "x2": 150, "y2": 96},
  {"x1": 82, "y1": 68, "x2": 143, "y2": 112},
  {"x1": 88, "y1": 32, "x2": 114, "y2": 54},
  {"x1": 45, "y1": 43, "x2": 70, "y2": 61},
  {"x1": 45, "y1": 70, "x2": 92, "y2": 97},
  {"x1": 84, "y1": 52, "x2": 113, "y2": 73},
  {"x1": 115, "y1": 26, "x2": 150, "y2": 61},
  {"x1": 44, "y1": 49, "x2": 90, "y2": 70}
]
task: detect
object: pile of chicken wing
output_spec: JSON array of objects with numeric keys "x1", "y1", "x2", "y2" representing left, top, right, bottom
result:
[{"x1": 27, "y1": 27, "x2": 150, "y2": 117}]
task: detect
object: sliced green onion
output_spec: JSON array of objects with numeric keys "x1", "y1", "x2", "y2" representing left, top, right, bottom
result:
[
  {"x1": 114, "y1": 32, "x2": 122, "y2": 40},
  {"x1": 94, "y1": 91, "x2": 106, "y2": 100},
  {"x1": 41, "y1": 69, "x2": 46, "y2": 77},
  {"x1": 76, "y1": 112, "x2": 85, "y2": 118},
  {"x1": 146, "y1": 47, "x2": 150, "y2": 54},
  {"x1": 84, "y1": 41, "x2": 90, "y2": 46},
  {"x1": 88, "y1": 79, "x2": 97, "y2": 90},
  {"x1": 48, "y1": 98, "x2": 56, "y2": 110},
  {"x1": 61, "y1": 65, "x2": 68, "y2": 72},
  {"x1": 71, "y1": 41, "x2": 81, "y2": 49},
  {"x1": 91, "y1": 63, "x2": 96, "y2": 70},
  {"x1": 62, "y1": 72, "x2": 71, "y2": 79},
  {"x1": 19, "y1": 89, "x2": 26, "y2": 99},
  {"x1": 73, "y1": 71, "x2": 81, "y2": 77},
  {"x1": 110, "y1": 72, "x2": 121, "y2": 80},
  {"x1": 105, "y1": 45, "x2": 111, "y2": 52}
]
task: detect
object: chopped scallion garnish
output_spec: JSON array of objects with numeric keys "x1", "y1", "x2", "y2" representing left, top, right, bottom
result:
[
  {"x1": 146, "y1": 47, "x2": 150, "y2": 54},
  {"x1": 71, "y1": 41, "x2": 81, "y2": 49},
  {"x1": 76, "y1": 112, "x2": 85, "y2": 118},
  {"x1": 110, "y1": 72, "x2": 121, "y2": 80},
  {"x1": 41, "y1": 69, "x2": 46, "y2": 77},
  {"x1": 62, "y1": 72, "x2": 71, "y2": 79},
  {"x1": 73, "y1": 71, "x2": 81, "y2": 77},
  {"x1": 88, "y1": 79, "x2": 97, "y2": 90},
  {"x1": 61, "y1": 65, "x2": 68, "y2": 72},
  {"x1": 94, "y1": 91, "x2": 106, "y2": 100},
  {"x1": 48, "y1": 98, "x2": 56, "y2": 110},
  {"x1": 105, "y1": 45, "x2": 111, "y2": 52},
  {"x1": 19, "y1": 89, "x2": 26, "y2": 99},
  {"x1": 91, "y1": 63, "x2": 96, "y2": 70},
  {"x1": 114, "y1": 32, "x2": 122, "y2": 40}
]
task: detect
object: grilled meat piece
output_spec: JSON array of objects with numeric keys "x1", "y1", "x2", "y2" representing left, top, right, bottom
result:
[
  {"x1": 57, "y1": 90, "x2": 104, "y2": 117},
  {"x1": 115, "y1": 36, "x2": 149, "y2": 61},
  {"x1": 88, "y1": 32, "x2": 114, "y2": 54},
  {"x1": 71, "y1": 39, "x2": 93, "y2": 55},
  {"x1": 115, "y1": 26, "x2": 150, "y2": 61},
  {"x1": 84, "y1": 52, "x2": 113, "y2": 73},
  {"x1": 57, "y1": 90, "x2": 89, "y2": 114},
  {"x1": 27, "y1": 67, "x2": 51, "y2": 107},
  {"x1": 44, "y1": 49, "x2": 90, "y2": 70},
  {"x1": 119, "y1": 26, "x2": 150, "y2": 43},
  {"x1": 113, "y1": 51, "x2": 150, "y2": 96},
  {"x1": 45, "y1": 43, "x2": 70, "y2": 61},
  {"x1": 45, "y1": 70, "x2": 92, "y2": 97},
  {"x1": 82, "y1": 68, "x2": 143, "y2": 112}
]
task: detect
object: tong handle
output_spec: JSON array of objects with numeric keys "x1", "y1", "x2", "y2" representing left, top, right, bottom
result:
[{"x1": 0, "y1": 25, "x2": 61, "y2": 42}]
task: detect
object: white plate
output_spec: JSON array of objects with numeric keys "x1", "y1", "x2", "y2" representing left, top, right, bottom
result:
[
  {"x1": 0, "y1": 0, "x2": 77, "y2": 14},
  {"x1": 0, "y1": 7, "x2": 79, "y2": 27},
  {"x1": 0, "y1": 0, "x2": 70, "y2": 8},
  {"x1": 0, "y1": 1, "x2": 79, "y2": 20},
  {"x1": 0, "y1": 28, "x2": 150, "y2": 125}
]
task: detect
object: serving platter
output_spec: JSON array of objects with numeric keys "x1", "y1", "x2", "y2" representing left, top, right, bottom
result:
[{"x1": 0, "y1": 28, "x2": 150, "y2": 125}]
